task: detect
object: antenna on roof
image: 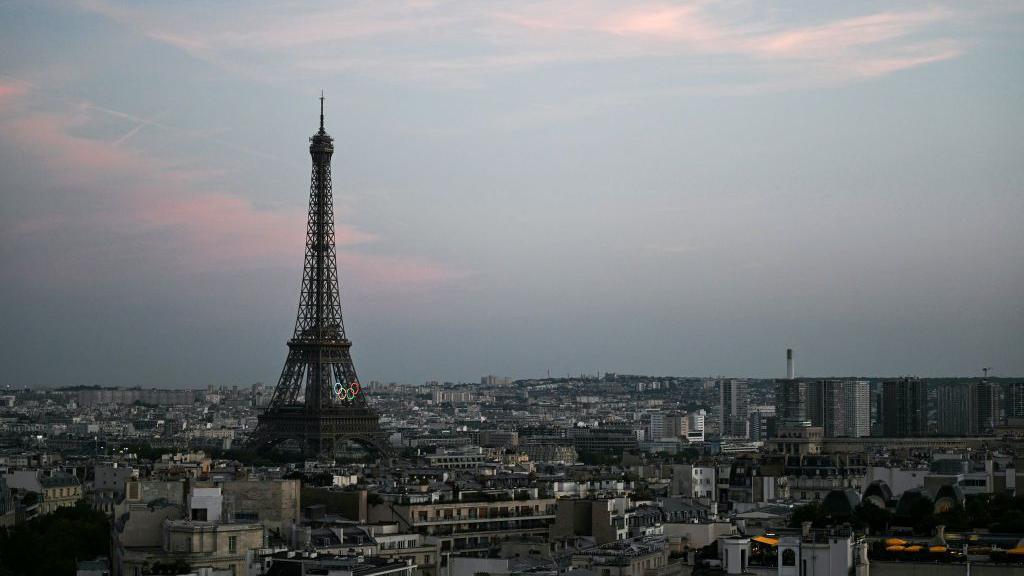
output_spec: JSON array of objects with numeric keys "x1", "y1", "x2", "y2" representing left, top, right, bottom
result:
[{"x1": 319, "y1": 91, "x2": 325, "y2": 131}]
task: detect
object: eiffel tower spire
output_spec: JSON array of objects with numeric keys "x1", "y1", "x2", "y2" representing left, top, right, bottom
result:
[{"x1": 248, "y1": 96, "x2": 389, "y2": 457}]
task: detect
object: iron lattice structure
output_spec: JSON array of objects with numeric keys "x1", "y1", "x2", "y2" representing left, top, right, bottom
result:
[{"x1": 248, "y1": 98, "x2": 389, "y2": 457}]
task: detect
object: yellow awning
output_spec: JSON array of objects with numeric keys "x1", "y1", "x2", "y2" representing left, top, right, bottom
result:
[
  {"x1": 885, "y1": 538, "x2": 908, "y2": 546},
  {"x1": 929, "y1": 546, "x2": 947, "y2": 553},
  {"x1": 753, "y1": 536, "x2": 779, "y2": 546},
  {"x1": 886, "y1": 545, "x2": 906, "y2": 552},
  {"x1": 904, "y1": 546, "x2": 923, "y2": 552},
  {"x1": 1007, "y1": 547, "x2": 1024, "y2": 555}
]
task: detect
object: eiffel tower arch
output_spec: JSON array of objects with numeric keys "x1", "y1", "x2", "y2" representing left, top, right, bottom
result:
[{"x1": 247, "y1": 96, "x2": 390, "y2": 458}]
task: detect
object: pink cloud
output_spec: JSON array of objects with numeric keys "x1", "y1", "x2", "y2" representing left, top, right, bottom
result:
[
  {"x1": 750, "y1": 10, "x2": 952, "y2": 58},
  {"x1": 79, "y1": 0, "x2": 969, "y2": 89},
  {"x1": 0, "y1": 79, "x2": 30, "y2": 101},
  {"x1": 1, "y1": 82, "x2": 462, "y2": 289}
]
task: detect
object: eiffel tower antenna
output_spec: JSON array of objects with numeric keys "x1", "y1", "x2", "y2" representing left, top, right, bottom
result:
[{"x1": 247, "y1": 96, "x2": 389, "y2": 458}]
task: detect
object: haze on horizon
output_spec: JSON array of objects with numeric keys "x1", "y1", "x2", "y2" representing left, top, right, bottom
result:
[{"x1": 1, "y1": 1, "x2": 1022, "y2": 388}]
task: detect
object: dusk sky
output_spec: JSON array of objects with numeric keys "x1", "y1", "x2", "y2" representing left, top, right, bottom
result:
[{"x1": 1, "y1": 1, "x2": 1022, "y2": 388}]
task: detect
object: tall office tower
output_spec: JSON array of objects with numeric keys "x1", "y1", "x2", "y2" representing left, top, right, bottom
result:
[
  {"x1": 937, "y1": 383, "x2": 976, "y2": 435},
  {"x1": 806, "y1": 380, "x2": 824, "y2": 427},
  {"x1": 1008, "y1": 383, "x2": 1024, "y2": 422},
  {"x1": 719, "y1": 380, "x2": 750, "y2": 438},
  {"x1": 881, "y1": 377, "x2": 928, "y2": 437},
  {"x1": 749, "y1": 406, "x2": 776, "y2": 441},
  {"x1": 777, "y1": 379, "x2": 810, "y2": 427},
  {"x1": 936, "y1": 382, "x2": 999, "y2": 435},
  {"x1": 976, "y1": 381, "x2": 999, "y2": 434},
  {"x1": 821, "y1": 380, "x2": 871, "y2": 438},
  {"x1": 799, "y1": 380, "x2": 870, "y2": 438}
]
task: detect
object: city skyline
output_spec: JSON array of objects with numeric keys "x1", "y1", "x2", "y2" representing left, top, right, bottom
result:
[{"x1": 2, "y1": 1, "x2": 1023, "y2": 388}]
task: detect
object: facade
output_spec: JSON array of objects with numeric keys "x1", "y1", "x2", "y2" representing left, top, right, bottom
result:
[
  {"x1": 937, "y1": 383, "x2": 975, "y2": 435},
  {"x1": 39, "y1": 472, "x2": 82, "y2": 514},
  {"x1": 218, "y1": 479, "x2": 301, "y2": 538},
  {"x1": 825, "y1": 380, "x2": 870, "y2": 438},
  {"x1": 776, "y1": 526, "x2": 864, "y2": 576},
  {"x1": 1007, "y1": 382, "x2": 1024, "y2": 422},
  {"x1": 369, "y1": 493, "x2": 556, "y2": 558},
  {"x1": 719, "y1": 380, "x2": 750, "y2": 439},
  {"x1": 686, "y1": 410, "x2": 706, "y2": 443},
  {"x1": 264, "y1": 553, "x2": 415, "y2": 576},
  {"x1": 115, "y1": 519, "x2": 264, "y2": 576},
  {"x1": 570, "y1": 426, "x2": 639, "y2": 453},
  {"x1": 770, "y1": 426, "x2": 823, "y2": 456},
  {"x1": 936, "y1": 382, "x2": 999, "y2": 436},
  {"x1": 366, "y1": 524, "x2": 440, "y2": 576},
  {"x1": 553, "y1": 498, "x2": 632, "y2": 544},
  {"x1": 798, "y1": 380, "x2": 871, "y2": 438},
  {"x1": 880, "y1": 378, "x2": 928, "y2": 437},
  {"x1": 777, "y1": 379, "x2": 810, "y2": 427},
  {"x1": 976, "y1": 381, "x2": 999, "y2": 433}
]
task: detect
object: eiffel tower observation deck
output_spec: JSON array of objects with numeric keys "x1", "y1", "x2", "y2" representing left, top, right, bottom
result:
[{"x1": 247, "y1": 95, "x2": 389, "y2": 458}]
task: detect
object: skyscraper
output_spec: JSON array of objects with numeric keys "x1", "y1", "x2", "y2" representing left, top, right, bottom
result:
[
  {"x1": 880, "y1": 377, "x2": 928, "y2": 437},
  {"x1": 777, "y1": 379, "x2": 810, "y2": 427},
  {"x1": 719, "y1": 379, "x2": 750, "y2": 439},
  {"x1": 937, "y1": 383, "x2": 975, "y2": 435},
  {"x1": 976, "y1": 381, "x2": 999, "y2": 434},
  {"x1": 937, "y1": 381, "x2": 999, "y2": 435},
  {"x1": 826, "y1": 380, "x2": 871, "y2": 438},
  {"x1": 1008, "y1": 383, "x2": 1024, "y2": 423},
  {"x1": 788, "y1": 380, "x2": 869, "y2": 438}
]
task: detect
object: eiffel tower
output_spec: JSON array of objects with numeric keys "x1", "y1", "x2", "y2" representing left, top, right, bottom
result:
[{"x1": 248, "y1": 96, "x2": 389, "y2": 457}]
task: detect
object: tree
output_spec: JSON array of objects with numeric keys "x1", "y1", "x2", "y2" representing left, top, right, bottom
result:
[
  {"x1": 855, "y1": 501, "x2": 891, "y2": 534},
  {"x1": 0, "y1": 501, "x2": 110, "y2": 576},
  {"x1": 789, "y1": 502, "x2": 827, "y2": 528}
]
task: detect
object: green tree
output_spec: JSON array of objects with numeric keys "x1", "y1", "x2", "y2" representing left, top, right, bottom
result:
[
  {"x1": 0, "y1": 501, "x2": 110, "y2": 576},
  {"x1": 854, "y1": 501, "x2": 891, "y2": 534}
]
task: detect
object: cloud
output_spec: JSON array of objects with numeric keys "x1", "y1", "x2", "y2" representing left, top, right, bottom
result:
[
  {"x1": 76, "y1": 1, "x2": 974, "y2": 90},
  {"x1": 0, "y1": 80, "x2": 462, "y2": 288},
  {"x1": 0, "y1": 78, "x2": 31, "y2": 101}
]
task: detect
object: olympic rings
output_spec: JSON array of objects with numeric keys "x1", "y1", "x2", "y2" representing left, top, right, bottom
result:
[{"x1": 334, "y1": 380, "x2": 361, "y2": 401}]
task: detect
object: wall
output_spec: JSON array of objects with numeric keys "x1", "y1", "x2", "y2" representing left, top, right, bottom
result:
[
  {"x1": 302, "y1": 487, "x2": 366, "y2": 523},
  {"x1": 221, "y1": 479, "x2": 300, "y2": 535}
]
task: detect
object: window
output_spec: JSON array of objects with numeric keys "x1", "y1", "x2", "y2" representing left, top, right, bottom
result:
[
  {"x1": 782, "y1": 549, "x2": 796, "y2": 566},
  {"x1": 228, "y1": 536, "x2": 237, "y2": 553}
]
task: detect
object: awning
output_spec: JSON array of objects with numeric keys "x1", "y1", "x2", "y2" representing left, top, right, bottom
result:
[
  {"x1": 1006, "y1": 547, "x2": 1024, "y2": 555},
  {"x1": 904, "y1": 546, "x2": 923, "y2": 552},
  {"x1": 752, "y1": 536, "x2": 779, "y2": 546},
  {"x1": 886, "y1": 545, "x2": 905, "y2": 552},
  {"x1": 885, "y1": 538, "x2": 908, "y2": 546},
  {"x1": 928, "y1": 546, "x2": 947, "y2": 553}
]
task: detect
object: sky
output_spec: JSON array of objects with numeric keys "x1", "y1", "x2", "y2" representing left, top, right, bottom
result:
[{"x1": 1, "y1": 1, "x2": 1022, "y2": 388}]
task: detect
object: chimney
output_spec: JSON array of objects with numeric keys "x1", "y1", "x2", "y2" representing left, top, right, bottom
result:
[{"x1": 786, "y1": 348, "x2": 795, "y2": 380}]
